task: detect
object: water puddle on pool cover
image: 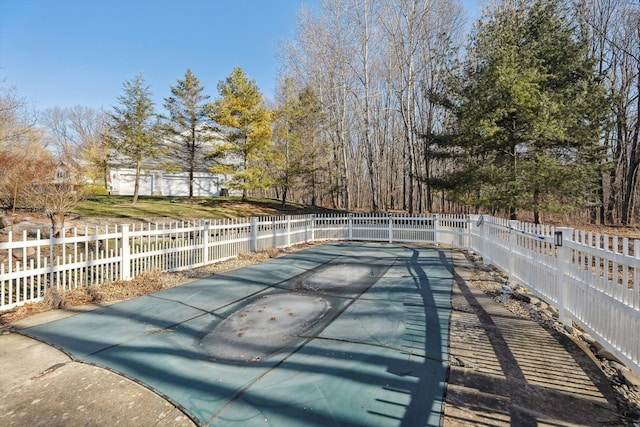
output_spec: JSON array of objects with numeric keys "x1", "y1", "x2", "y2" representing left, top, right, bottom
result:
[
  {"x1": 200, "y1": 261, "x2": 384, "y2": 363},
  {"x1": 200, "y1": 293, "x2": 330, "y2": 363},
  {"x1": 298, "y1": 263, "x2": 377, "y2": 294}
]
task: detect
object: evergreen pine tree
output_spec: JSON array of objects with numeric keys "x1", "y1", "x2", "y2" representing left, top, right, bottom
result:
[
  {"x1": 450, "y1": 0, "x2": 608, "y2": 222},
  {"x1": 272, "y1": 78, "x2": 325, "y2": 207},
  {"x1": 208, "y1": 67, "x2": 273, "y2": 201},
  {"x1": 107, "y1": 74, "x2": 162, "y2": 204},
  {"x1": 162, "y1": 69, "x2": 212, "y2": 199}
]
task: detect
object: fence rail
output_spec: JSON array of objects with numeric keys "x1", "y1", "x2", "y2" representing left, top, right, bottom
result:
[{"x1": 1, "y1": 213, "x2": 639, "y2": 376}]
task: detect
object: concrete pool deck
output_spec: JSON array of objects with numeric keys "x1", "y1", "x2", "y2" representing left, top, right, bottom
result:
[{"x1": 0, "y1": 243, "x2": 621, "y2": 426}]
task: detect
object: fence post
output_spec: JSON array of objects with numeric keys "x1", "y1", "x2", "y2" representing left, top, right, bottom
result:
[
  {"x1": 271, "y1": 217, "x2": 277, "y2": 248},
  {"x1": 202, "y1": 220, "x2": 210, "y2": 265},
  {"x1": 250, "y1": 217, "x2": 258, "y2": 252},
  {"x1": 433, "y1": 214, "x2": 440, "y2": 245},
  {"x1": 348, "y1": 214, "x2": 353, "y2": 241},
  {"x1": 286, "y1": 216, "x2": 291, "y2": 248},
  {"x1": 120, "y1": 224, "x2": 131, "y2": 281},
  {"x1": 49, "y1": 229, "x2": 55, "y2": 289},
  {"x1": 477, "y1": 216, "x2": 490, "y2": 266},
  {"x1": 508, "y1": 220, "x2": 520, "y2": 284},
  {"x1": 556, "y1": 227, "x2": 573, "y2": 325},
  {"x1": 310, "y1": 214, "x2": 315, "y2": 243},
  {"x1": 388, "y1": 214, "x2": 393, "y2": 243},
  {"x1": 468, "y1": 214, "x2": 477, "y2": 252}
]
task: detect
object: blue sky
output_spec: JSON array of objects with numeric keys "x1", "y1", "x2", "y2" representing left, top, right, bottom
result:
[{"x1": 0, "y1": 0, "x2": 482, "y2": 113}]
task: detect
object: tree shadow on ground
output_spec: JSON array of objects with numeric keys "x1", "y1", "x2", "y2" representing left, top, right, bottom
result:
[{"x1": 445, "y1": 256, "x2": 620, "y2": 426}]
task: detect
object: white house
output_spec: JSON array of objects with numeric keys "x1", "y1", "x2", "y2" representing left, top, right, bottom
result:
[
  {"x1": 108, "y1": 126, "x2": 241, "y2": 197},
  {"x1": 108, "y1": 169, "x2": 237, "y2": 197}
]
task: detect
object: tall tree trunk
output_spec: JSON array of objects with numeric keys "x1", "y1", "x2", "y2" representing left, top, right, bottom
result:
[
  {"x1": 597, "y1": 177, "x2": 604, "y2": 224},
  {"x1": 189, "y1": 168, "x2": 194, "y2": 199},
  {"x1": 607, "y1": 167, "x2": 617, "y2": 224},
  {"x1": 311, "y1": 170, "x2": 317, "y2": 207},
  {"x1": 407, "y1": 136, "x2": 416, "y2": 214},
  {"x1": 622, "y1": 168, "x2": 638, "y2": 225},
  {"x1": 133, "y1": 160, "x2": 141, "y2": 204},
  {"x1": 103, "y1": 165, "x2": 109, "y2": 192},
  {"x1": 533, "y1": 188, "x2": 540, "y2": 224},
  {"x1": 424, "y1": 140, "x2": 433, "y2": 212},
  {"x1": 358, "y1": 0, "x2": 379, "y2": 212},
  {"x1": 189, "y1": 130, "x2": 196, "y2": 199},
  {"x1": 509, "y1": 139, "x2": 517, "y2": 220},
  {"x1": 402, "y1": 84, "x2": 417, "y2": 214},
  {"x1": 402, "y1": 162, "x2": 407, "y2": 211},
  {"x1": 607, "y1": 126, "x2": 624, "y2": 224},
  {"x1": 339, "y1": 91, "x2": 350, "y2": 210}
]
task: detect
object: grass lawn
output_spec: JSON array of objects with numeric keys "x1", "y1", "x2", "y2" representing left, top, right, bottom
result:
[{"x1": 74, "y1": 195, "x2": 344, "y2": 220}]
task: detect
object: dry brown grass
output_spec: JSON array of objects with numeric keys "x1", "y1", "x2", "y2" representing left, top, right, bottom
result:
[{"x1": 0, "y1": 244, "x2": 315, "y2": 326}]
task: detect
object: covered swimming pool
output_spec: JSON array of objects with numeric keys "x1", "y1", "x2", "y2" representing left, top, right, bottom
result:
[{"x1": 21, "y1": 242, "x2": 453, "y2": 426}]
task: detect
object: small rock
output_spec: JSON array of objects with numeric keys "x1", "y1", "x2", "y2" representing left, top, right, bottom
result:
[
  {"x1": 592, "y1": 340, "x2": 605, "y2": 352},
  {"x1": 610, "y1": 361, "x2": 627, "y2": 372},
  {"x1": 10, "y1": 221, "x2": 50, "y2": 237},
  {"x1": 513, "y1": 291, "x2": 531, "y2": 303},
  {"x1": 0, "y1": 215, "x2": 13, "y2": 229},
  {"x1": 581, "y1": 333, "x2": 596, "y2": 344},
  {"x1": 500, "y1": 285, "x2": 514, "y2": 295},
  {"x1": 12, "y1": 246, "x2": 36, "y2": 262},
  {"x1": 564, "y1": 324, "x2": 576, "y2": 335},
  {"x1": 535, "y1": 300, "x2": 548, "y2": 310},
  {"x1": 621, "y1": 370, "x2": 640, "y2": 390},
  {"x1": 528, "y1": 296, "x2": 540, "y2": 305},
  {"x1": 598, "y1": 347, "x2": 622, "y2": 363}
]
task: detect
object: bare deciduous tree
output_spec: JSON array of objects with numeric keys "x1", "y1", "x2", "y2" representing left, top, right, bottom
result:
[
  {"x1": 284, "y1": 1, "x2": 356, "y2": 209},
  {"x1": 41, "y1": 105, "x2": 109, "y2": 192},
  {"x1": 0, "y1": 80, "x2": 52, "y2": 221},
  {"x1": 577, "y1": 0, "x2": 640, "y2": 225},
  {"x1": 24, "y1": 162, "x2": 86, "y2": 236},
  {"x1": 278, "y1": 0, "x2": 463, "y2": 213}
]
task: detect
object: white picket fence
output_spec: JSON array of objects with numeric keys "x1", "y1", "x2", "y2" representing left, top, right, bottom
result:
[
  {"x1": 469, "y1": 215, "x2": 640, "y2": 376},
  {"x1": 1, "y1": 213, "x2": 639, "y2": 376}
]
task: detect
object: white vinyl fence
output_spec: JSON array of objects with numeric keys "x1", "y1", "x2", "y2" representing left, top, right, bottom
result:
[{"x1": 1, "y1": 213, "x2": 639, "y2": 376}]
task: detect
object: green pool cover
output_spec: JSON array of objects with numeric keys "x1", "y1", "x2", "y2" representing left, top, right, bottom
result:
[{"x1": 21, "y1": 242, "x2": 453, "y2": 426}]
